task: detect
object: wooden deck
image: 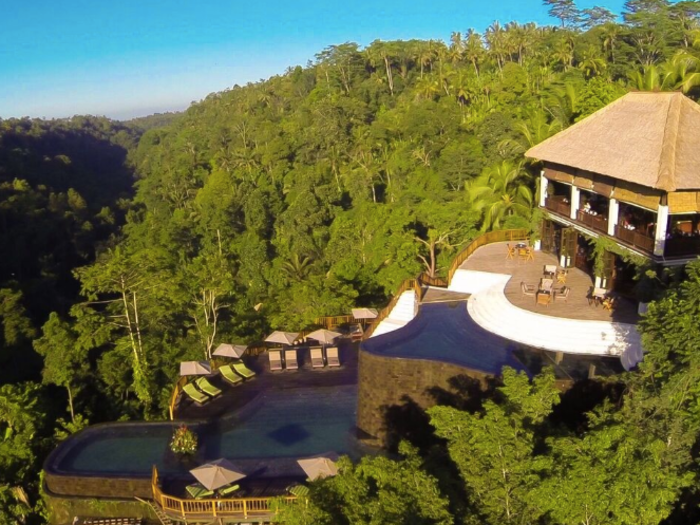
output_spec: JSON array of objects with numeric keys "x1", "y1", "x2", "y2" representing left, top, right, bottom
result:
[
  {"x1": 459, "y1": 242, "x2": 639, "y2": 324},
  {"x1": 174, "y1": 342, "x2": 359, "y2": 420}
]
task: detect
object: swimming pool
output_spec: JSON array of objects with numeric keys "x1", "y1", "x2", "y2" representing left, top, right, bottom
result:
[
  {"x1": 48, "y1": 384, "x2": 365, "y2": 477},
  {"x1": 361, "y1": 301, "x2": 528, "y2": 374}
]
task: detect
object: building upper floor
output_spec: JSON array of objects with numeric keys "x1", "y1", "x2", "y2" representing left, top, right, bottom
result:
[{"x1": 526, "y1": 91, "x2": 700, "y2": 264}]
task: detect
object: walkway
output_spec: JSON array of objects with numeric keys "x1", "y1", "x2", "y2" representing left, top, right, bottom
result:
[{"x1": 449, "y1": 243, "x2": 642, "y2": 368}]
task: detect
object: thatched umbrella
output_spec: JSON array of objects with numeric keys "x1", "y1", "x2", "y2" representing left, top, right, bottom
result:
[
  {"x1": 179, "y1": 361, "x2": 212, "y2": 376},
  {"x1": 306, "y1": 329, "x2": 342, "y2": 346},
  {"x1": 190, "y1": 458, "x2": 246, "y2": 491},
  {"x1": 297, "y1": 456, "x2": 338, "y2": 481},
  {"x1": 265, "y1": 331, "x2": 299, "y2": 346},
  {"x1": 213, "y1": 343, "x2": 248, "y2": 359}
]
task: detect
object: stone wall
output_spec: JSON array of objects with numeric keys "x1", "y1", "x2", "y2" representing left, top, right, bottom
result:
[
  {"x1": 44, "y1": 488, "x2": 158, "y2": 525},
  {"x1": 357, "y1": 350, "x2": 491, "y2": 446},
  {"x1": 45, "y1": 471, "x2": 152, "y2": 499}
]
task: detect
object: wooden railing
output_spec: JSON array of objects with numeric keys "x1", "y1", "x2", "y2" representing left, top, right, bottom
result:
[
  {"x1": 315, "y1": 315, "x2": 356, "y2": 329},
  {"x1": 362, "y1": 278, "x2": 420, "y2": 340},
  {"x1": 576, "y1": 210, "x2": 608, "y2": 234},
  {"x1": 168, "y1": 376, "x2": 189, "y2": 421},
  {"x1": 614, "y1": 225, "x2": 654, "y2": 254},
  {"x1": 544, "y1": 196, "x2": 571, "y2": 217},
  {"x1": 362, "y1": 229, "x2": 529, "y2": 341},
  {"x1": 447, "y1": 229, "x2": 529, "y2": 283},
  {"x1": 664, "y1": 236, "x2": 700, "y2": 257},
  {"x1": 151, "y1": 466, "x2": 295, "y2": 520}
]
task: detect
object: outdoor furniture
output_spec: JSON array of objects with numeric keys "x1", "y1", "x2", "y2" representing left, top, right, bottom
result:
[
  {"x1": 506, "y1": 243, "x2": 516, "y2": 259},
  {"x1": 288, "y1": 485, "x2": 310, "y2": 497},
  {"x1": 285, "y1": 349, "x2": 299, "y2": 370},
  {"x1": 536, "y1": 291, "x2": 552, "y2": 306},
  {"x1": 349, "y1": 323, "x2": 364, "y2": 341},
  {"x1": 219, "y1": 364, "x2": 243, "y2": 385},
  {"x1": 521, "y1": 282, "x2": 536, "y2": 297},
  {"x1": 232, "y1": 362, "x2": 256, "y2": 379},
  {"x1": 539, "y1": 278, "x2": 554, "y2": 293},
  {"x1": 556, "y1": 268, "x2": 568, "y2": 284},
  {"x1": 603, "y1": 296, "x2": 616, "y2": 311},
  {"x1": 186, "y1": 483, "x2": 215, "y2": 499},
  {"x1": 195, "y1": 377, "x2": 222, "y2": 398},
  {"x1": 310, "y1": 347, "x2": 325, "y2": 368},
  {"x1": 543, "y1": 264, "x2": 557, "y2": 278},
  {"x1": 183, "y1": 383, "x2": 209, "y2": 405},
  {"x1": 589, "y1": 287, "x2": 608, "y2": 306},
  {"x1": 326, "y1": 347, "x2": 340, "y2": 367},
  {"x1": 517, "y1": 247, "x2": 529, "y2": 261},
  {"x1": 268, "y1": 350, "x2": 283, "y2": 372},
  {"x1": 213, "y1": 343, "x2": 248, "y2": 359},
  {"x1": 218, "y1": 483, "x2": 241, "y2": 497},
  {"x1": 554, "y1": 286, "x2": 570, "y2": 302}
]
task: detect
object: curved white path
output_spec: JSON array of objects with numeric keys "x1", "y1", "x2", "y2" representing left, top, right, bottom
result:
[{"x1": 458, "y1": 270, "x2": 643, "y2": 369}]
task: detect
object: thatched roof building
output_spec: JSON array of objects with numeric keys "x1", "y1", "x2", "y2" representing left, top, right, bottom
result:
[{"x1": 526, "y1": 92, "x2": 700, "y2": 192}]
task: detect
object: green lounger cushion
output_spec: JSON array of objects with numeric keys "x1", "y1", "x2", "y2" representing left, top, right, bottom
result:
[
  {"x1": 218, "y1": 483, "x2": 240, "y2": 497},
  {"x1": 219, "y1": 365, "x2": 243, "y2": 385},
  {"x1": 186, "y1": 484, "x2": 215, "y2": 499},
  {"x1": 233, "y1": 362, "x2": 256, "y2": 379},
  {"x1": 289, "y1": 485, "x2": 310, "y2": 497},
  {"x1": 195, "y1": 377, "x2": 222, "y2": 397},
  {"x1": 183, "y1": 383, "x2": 209, "y2": 405}
]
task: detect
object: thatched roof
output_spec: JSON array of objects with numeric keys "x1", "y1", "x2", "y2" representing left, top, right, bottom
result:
[{"x1": 526, "y1": 92, "x2": 700, "y2": 192}]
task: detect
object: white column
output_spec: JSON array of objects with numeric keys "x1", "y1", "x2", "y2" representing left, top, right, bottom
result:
[
  {"x1": 654, "y1": 204, "x2": 669, "y2": 256},
  {"x1": 607, "y1": 198, "x2": 619, "y2": 236},
  {"x1": 539, "y1": 171, "x2": 548, "y2": 207},
  {"x1": 570, "y1": 186, "x2": 580, "y2": 220}
]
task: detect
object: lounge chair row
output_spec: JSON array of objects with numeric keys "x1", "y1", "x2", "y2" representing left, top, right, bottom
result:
[
  {"x1": 312, "y1": 346, "x2": 340, "y2": 368},
  {"x1": 182, "y1": 362, "x2": 256, "y2": 406},
  {"x1": 186, "y1": 482, "x2": 240, "y2": 499},
  {"x1": 268, "y1": 346, "x2": 341, "y2": 370}
]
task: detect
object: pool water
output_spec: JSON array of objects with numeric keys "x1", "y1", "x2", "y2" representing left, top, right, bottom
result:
[
  {"x1": 362, "y1": 301, "x2": 528, "y2": 374},
  {"x1": 54, "y1": 385, "x2": 363, "y2": 475}
]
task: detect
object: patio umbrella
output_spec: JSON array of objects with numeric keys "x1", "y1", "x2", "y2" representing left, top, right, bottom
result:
[
  {"x1": 265, "y1": 331, "x2": 299, "y2": 346},
  {"x1": 190, "y1": 458, "x2": 246, "y2": 491},
  {"x1": 306, "y1": 329, "x2": 342, "y2": 345},
  {"x1": 179, "y1": 361, "x2": 212, "y2": 376},
  {"x1": 297, "y1": 456, "x2": 338, "y2": 481},
  {"x1": 352, "y1": 308, "x2": 378, "y2": 320},
  {"x1": 213, "y1": 343, "x2": 248, "y2": 359}
]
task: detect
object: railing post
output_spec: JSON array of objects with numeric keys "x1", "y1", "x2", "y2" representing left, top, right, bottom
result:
[
  {"x1": 212, "y1": 500, "x2": 217, "y2": 517},
  {"x1": 180, "y1": 499, "x2": 185, "y2": 517},
  {"x1": 243, "y1": 499, "x2": 248, "y2": 519}
]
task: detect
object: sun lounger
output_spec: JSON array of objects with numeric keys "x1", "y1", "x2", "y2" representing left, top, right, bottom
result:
[
  {"x1": 182, "y1": 383, "x2": 209, "y2": 405},
  {"x1": 219, "y1": 364, "x2": 243, "y2": 385},
  {"x1": 186, "y1": 483, "x2": 215, "y2": 499},
  {"x1": 195, "y1": 377, "x2": 222, "y2": 398},
  {"x1": 288, "y1": 484, "x2": 310, "y2": 497},
  {"x1": 269, "y1": 350, "x2": 283, "y2": 371},
  {"x1": 285, "y1": 349, "x2": 298, "y2": 370},
  {"x1": 310, "y1": 347, "x2": 325, "y2": 368},
  {"x1": 218, "y1": 483, "x2": 240, "y2": 497},
  {"x1": 326, "y1": 346, "x2": 340, "y2": 367},
  {"x1": 233, "y1": 361, "x2": 256, "y2": 379}
]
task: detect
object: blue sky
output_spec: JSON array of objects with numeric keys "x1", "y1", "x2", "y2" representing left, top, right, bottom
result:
[{"x1": 0, "y1": 0, "x2": 625, "y2": 120}]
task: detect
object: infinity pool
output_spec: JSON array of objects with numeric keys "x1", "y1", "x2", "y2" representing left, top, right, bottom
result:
[{"x1": 49, "y1": 385, "x2": 364, "y2": 476}]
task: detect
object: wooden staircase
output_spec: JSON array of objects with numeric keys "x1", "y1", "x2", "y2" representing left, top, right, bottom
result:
[{"x1": 134, "y1": 497, "x2": 173, "y2": 525}]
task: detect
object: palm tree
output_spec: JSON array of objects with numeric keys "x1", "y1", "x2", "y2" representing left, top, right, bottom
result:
[
  {"x1": 578, "y1": 45, "x2": 607, "y2": 78},
  {"x1": 464, "y1": 29, "x2": 485, "y2": 77},
  {"x1": 467, "y1": 160, "x2": 533, "y2": 231},
  {"x1": 485, "y1": 21, "x2": 506, "y2": 73},
  {"x1": 600, "y1": 22, "x2": 621, "y2": 63},
  {"x1": 449, "y1": 32, "x2": 464, "y2": 64},
  {"x1": 280, "y1": 254, "x2": 314, "y2": 282},
  {"x1": 630, "y1": 54, "x2": 700, "y2": 93}
]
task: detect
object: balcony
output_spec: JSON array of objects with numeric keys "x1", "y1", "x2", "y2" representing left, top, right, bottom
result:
[
  {"x1": 614, "y1": 225, "x2": 655, "y2": 254},
  {"x1": 576, "y1": 209, "x2": 608, "y2": 234},
  {"x1": 664, "y1": 236, "x2": 700, "y2": 258},
  {"x1": 544, "y1": 196, "x2": 571, "y2": 218}
]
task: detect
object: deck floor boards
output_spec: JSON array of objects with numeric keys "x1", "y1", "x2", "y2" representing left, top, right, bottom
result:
[{"x1": 459, "y1": 242, "x2": 639, "y2": 324}]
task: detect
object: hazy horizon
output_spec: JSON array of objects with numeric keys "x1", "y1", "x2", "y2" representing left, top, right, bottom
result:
[{"x1": 1, "y1": 0, "x2": 626, "y2": 121}]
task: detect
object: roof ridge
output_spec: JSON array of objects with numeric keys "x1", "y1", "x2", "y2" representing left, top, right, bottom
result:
[{"x1": 657, "y1": 93, "x2": 682, "y2": 192}]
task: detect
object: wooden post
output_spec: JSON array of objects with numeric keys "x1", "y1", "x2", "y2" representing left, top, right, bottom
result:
[
  {"x1": 555, "y1": 352, "x2": 564, "y2": 364},
  {"x1": 212, "y1": 500, "x2": 217, "y2": 517},
  {"x1": 180, "y1": 499, "x2": 185, "y2": 517},
  {"x1": 588, "y1": 364, "x2": 596, "y2": 379},
  {"x1": 243, "y1": 499, "x2": 248, "y2": 519}
]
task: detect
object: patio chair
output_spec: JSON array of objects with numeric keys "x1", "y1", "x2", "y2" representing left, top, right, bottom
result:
[
  {"x1": 195, "y1": 377, "x2": 222, "y2": 398},
  {"x1": 521, "y1": 282, "x2": 536, "y2": 297},
  {"x1": 182, "y1": 383, "x2": 209, "y2": 405},
  {"x1": 505, "y1": 243, "x2": 515, "y2": 260},
  {"x1": 218, "y1": 483, "x2": 241, "y2": 497},
  {"x1": 543, "y1": 264, "x2": 557, "y2": 278},
  {"x1": 603, "y1": 296, "x2": 616, "y2": 311},
  {"x1": 285, "y1": 349, "x2": 299, "y2": 370},
  {"x1": 186, "y1": 483, "x2": 215, "y2": 499},
  {"x1": 219, "y1": 364, "x2": 243, "y2": 386},
  {"x1": 536, "y1": 292, "x2": 552, "y2": 306},
  {"x1": 233, "y1": 361, "x2": 256, "y2": 379},
  {"x1": 310, "y1": 347, "x2": 325, "y2": 368},
  {"x1": 349, "y1": 323, "x2": 364, "y2": 341},
  {"x1": 269, "y1": 350, "x2": 283, "y2": 372},
  {"x1": 554, "y1": 286, "x2": 570, "y2": 302},
  {"x1": 326, "y1": 346, "x2": 340, "y2": 367}
]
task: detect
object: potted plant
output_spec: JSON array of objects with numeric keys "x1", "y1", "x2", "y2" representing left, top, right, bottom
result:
[{"x1": 170, "y1": 424, "x2": 198, "y2": 455}]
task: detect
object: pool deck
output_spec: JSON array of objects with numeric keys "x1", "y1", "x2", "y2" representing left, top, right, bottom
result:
[
  {"x1": 457, "y1": 242, "x2": 639, "y2": 323},
  {"x1": 174, "y1": 342, "x2": 359, "y2": 420}
]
